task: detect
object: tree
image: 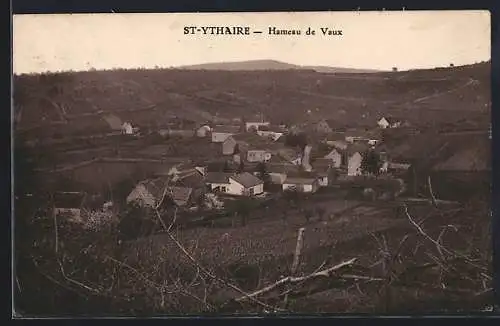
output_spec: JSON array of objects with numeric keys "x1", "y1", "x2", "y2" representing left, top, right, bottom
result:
[
  {"x1": 256, "y1": 162, "x2": 270, "y2": 186},
  {"x1": 361, "y1": 149, "x2": 382, "y2": 175}
]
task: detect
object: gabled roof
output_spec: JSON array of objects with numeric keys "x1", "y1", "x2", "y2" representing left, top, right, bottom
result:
[
  {"x1": 379, "y1": 116, "x2": 399, "y2": 124},
  {"x1": 206, "y1": 172, "x2": 233, "y2": 184},
  {"x1": 173, "y1": 170, "x2": 205, "y2": 188},
  {"x1": 166, "y1": 186, "x2": 193, "y2": 206},
  {"x1": 267, "y1": 162, "x2": 300, "y2": 174},
  {"x1": 284, "y1": 173, "x2": 318, "y2": 185},
  {"x1": 140, "y1": 177, "x2": 170, "y2": 200},
  {"x1": 230, "y1": 172, "x2": 263, "y2": 188}
]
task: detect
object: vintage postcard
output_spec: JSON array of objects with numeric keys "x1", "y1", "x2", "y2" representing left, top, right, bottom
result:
[{"x1": 12, "y1": 11, "x2": 492, "y2": 316}]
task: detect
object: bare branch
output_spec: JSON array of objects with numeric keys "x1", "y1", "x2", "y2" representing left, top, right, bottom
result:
[
  {"x1": 236, "y1": 258, "x2": 357, "y2": 303},
  {"x1": 402, "y1": 204, "x2": 489, "y2": 273}
]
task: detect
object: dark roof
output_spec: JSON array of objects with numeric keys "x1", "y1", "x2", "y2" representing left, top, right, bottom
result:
[
  {"x1": 284, "y1": 176, "x2": 317, "y2": 185},
  {"x1": 53, "y1": 192, "x2": 86, "y2": 209},
  {"x1": 267, "y1": 163, "x2": 300, "y2": 174},
  {"x1": 230, "y1": 172, "x2": 263, "y2": 188},
  {"x1": 173, "y1": 170, "x2": 205, "y2": 188},
  {"x1": 206, "y1": 172, "x2": 233, "y2": 184},
  {"x1": 141, "y1": 177, "x2": 170, "y2": 199},
  {"x1": 258, "y1": 125, "x2": 287, "y2": 132}
]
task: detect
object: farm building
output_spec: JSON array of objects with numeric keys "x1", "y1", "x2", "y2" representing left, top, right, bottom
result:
[
  {"x1": 222, "y1": 133, "x2": 279, "y2": 162},
  {"x1": 126, "y1": 178, "x2": 171, "y2": 208},
  {"x1": 126, "y1": 177, "x2": 198, "y2": 209},
  {"x1": 205, "y1": 172, "x2": 264, "y2": 196},
  {"x1": 346, "y1": 144, "x2": 369, "y2": 177},
  {"x1": 121, "y1": 122, "x2": 134, "y2": 135},
  {"x1": 211, "y1": 125, "x2": 241, "y2": 143},
  {"x1": 266, "y1": 163, "x2": 300, "y2": 185},
  {"x1": 256, "y1": 125, "x2": 285, "y2": 141},
  {"x1": 245, "y1": 121, "x2": 270, "y2": 132},
  {"x1": 377, "y1": 117, "x2": 401, "y2": 129},
  {"x1": 282, "y1": 174, "x2": 320, "y2": 193}
]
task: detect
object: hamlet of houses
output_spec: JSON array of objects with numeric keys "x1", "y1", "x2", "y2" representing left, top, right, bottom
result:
[{"x1": 55, "y1": 113, "x2": 475, "y2": 223}]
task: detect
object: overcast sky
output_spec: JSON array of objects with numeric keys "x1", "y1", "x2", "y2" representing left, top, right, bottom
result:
[{"x1": 13, "y1": 11, "x2": 491, "y2": 75}]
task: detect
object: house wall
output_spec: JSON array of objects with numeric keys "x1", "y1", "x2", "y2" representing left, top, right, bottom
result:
[
  {"x1": 257, "y1": 130, "x2": 283, "y2": 141},
  {"x1": 247, "y1": 183, "x2": 264, "y2": 196},
  {"x1": 325, "y1": 150, "x2": 342, "y2": 168},
  {"x1": 212, "y1": 132, "x2": 234, "y2": 143},
  {"x1": 222, "y1": 137, "x2": 237, "y2": 155},
  {"x1": 245, "y1": 122, "x2": 270, "y2": 131},
  {"x1": 228, "y1": 178, "x2": 245, "y2": 195},
  {"x1": 282, "y1": 182, "x2": 318, "y2": 193},
  {"x1": 318, "y1": 175, "x2": 329, "y2": 187},
  {"x1": 208, "y1": 182, "x2": 232, "y2": 193},
  {"x1": 122, "y1": 123, "x2": 133, "y2": 135},
  {"x1": 347, "y1": 152, "x2": 363, "y2": 176},
  {"x1": 378, "y1": 118, "x2": 389, "y2": 129},
  {"x1": 247, "y1": 150, "x2": 272, "y2": 163}
]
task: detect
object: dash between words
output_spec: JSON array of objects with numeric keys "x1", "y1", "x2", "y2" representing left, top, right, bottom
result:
[{"x1": 183, "y1": 26, "x2": 343, "y2": 36}]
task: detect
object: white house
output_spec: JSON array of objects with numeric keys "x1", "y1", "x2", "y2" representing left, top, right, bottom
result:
[
  {"x1": 245, "y1": 121, "x2": 270, "y2": 132},
  {"x1": 347, "y1": 151, "x2": 364, "y2": 176},
  {"x1": 211, "y1": 125, "x2": 240, "y2": 143},
  {"x1": 121, "y1": 122, "x2": 134, "y2": 135},
  {"x1": 256, "y1": 126, "x2": 284, "y2": 141},
  {"x1": 247, "y1": 149, "x2": 272, "y2": 163},
  {"x1": 378, "y1": 117, "x2": 401, "y2": 129},
  {"x1": 205, "y1": 172, "x2": 264, "y2": 196},
  {"x1": 324, "y1": 148, "x2": 343, "y2": 168},
  {"x1": 283, "y1": 176, "x2": 319, "y2": 193}
]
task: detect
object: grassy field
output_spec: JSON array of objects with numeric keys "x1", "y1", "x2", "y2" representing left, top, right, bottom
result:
[{"x1": 14, "y1": 62, "x2": 490, "y2": 139}]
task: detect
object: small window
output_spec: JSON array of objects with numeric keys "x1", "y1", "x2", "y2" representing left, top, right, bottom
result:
[
  {"x1": 249, "y1": 188, "x2": 254, "y2": 195},
  {"x1": 221, "y1": 186, "x2": 227, "y2": 192}
]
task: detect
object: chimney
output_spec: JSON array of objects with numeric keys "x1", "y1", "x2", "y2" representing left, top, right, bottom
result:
[{"x1": 302, "y1": 145, "x2": 313, "y2": 172}]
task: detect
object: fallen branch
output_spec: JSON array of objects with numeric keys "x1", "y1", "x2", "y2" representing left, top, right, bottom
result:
[{"x1": 236, "y1": 258, "x2": 357, "y2": 303}]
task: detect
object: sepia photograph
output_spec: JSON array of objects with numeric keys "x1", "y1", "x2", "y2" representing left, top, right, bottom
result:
[{"x1": 12, "y1": 11, "x2": 493, "y2": 316}]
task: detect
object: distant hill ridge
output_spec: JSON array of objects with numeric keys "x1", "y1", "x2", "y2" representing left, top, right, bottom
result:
[{"x1": 177, "y1": 60, "x2": 382, "y2": 74}]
